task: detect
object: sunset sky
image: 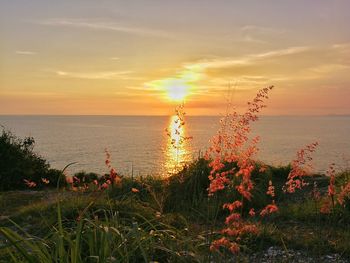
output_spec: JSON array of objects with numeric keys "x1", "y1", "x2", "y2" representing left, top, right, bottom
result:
[{"x1": 1, "y1": 0, "x2": 349, "y2": 115}]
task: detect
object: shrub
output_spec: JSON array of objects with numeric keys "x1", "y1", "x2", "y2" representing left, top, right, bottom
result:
[
  {"x1": 165, "y1": 158, "x2": 211, "y2": 212},
  {"x1": 0, "y1": 129, "x2": 63, "y2": 191}
]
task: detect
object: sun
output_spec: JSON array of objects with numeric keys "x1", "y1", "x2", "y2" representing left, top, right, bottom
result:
[
  {"x1": 145, "y1": 64, "x2": 204, "y2": 102},
  {"x1": 166, "y1": 80, "x2": 189, "y2": 101}
]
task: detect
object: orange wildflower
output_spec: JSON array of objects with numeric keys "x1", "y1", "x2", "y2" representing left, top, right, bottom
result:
[
  {"x1": 338, "y1": 181, "x2": 350, "y2": 206},
  {"x1": 24, "y1": 179, "x2": 36, "y2": 188},
  {"x1": 66, "y1": 176, "x2": 73, "y2": 184},
  {"x1": 284, "y1": 142, "x2": 318, "y2": 193},
  {"x1": 210, "y1": 237, "x2": 232, "y2": 252},
  {"x1": 320, "y1": 199, "x2": 331, "y2": 214},
  {"x1": 101, "y1": 183, "x2": 109, "y2": 190},
  {"x1": 327, "y1": 163, "x2": 336, "y2": 197},
  {"x1": 260, "y1": 201, "x2": 278, "y2": 217},
  {"x1": 266, "y1": 180, "x2": 275, "y2": 198},
  {"x1": 104, "y1": 149, "x2": 122, "y2": 187},
  {"x1": 131, "y1": 187, "x2": 139, "y2": 193},
  {"x1": 248, "y1": 208, "x2": 256, "y2": 217},
  {"x1": 41, "y1": 178, "x2": 49, "y2": 184},
  {"x1": 205, "y1": 86, "x2": 273, "y2": 254},
  {"x1": 223, "y1": 201, "x2": 242, "y2": 212}
]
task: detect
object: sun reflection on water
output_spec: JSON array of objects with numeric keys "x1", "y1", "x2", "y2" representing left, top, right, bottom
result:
[{"x1": 164, "y1": 114, "x2": 192, "y2": 175}]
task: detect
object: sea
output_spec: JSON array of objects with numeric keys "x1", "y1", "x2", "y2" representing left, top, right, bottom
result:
[{"x1": 0, "y1": 115, "x2": 349, "y2": 176}]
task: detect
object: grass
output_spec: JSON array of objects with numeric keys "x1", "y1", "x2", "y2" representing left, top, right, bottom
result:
[{"x1": 1, "y1": 160, "x2": 350, "y2": 262}]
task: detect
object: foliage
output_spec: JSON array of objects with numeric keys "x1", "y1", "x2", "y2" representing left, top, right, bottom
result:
[
  {"x1": 0, "y1": 129, "x2": 64, "y2": 191},
  {"x1": 165, "y1": 158, "x2": 211, "y2": 212},
  {"x1": 72, "y1": 172, "x2": 99, "y2": 186},
  {"x1": 0, "y1": 203, "x2": 202, "y2": 263}
]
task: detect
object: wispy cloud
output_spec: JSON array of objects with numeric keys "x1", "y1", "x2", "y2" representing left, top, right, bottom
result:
[
  {"x1": 144, "y1": 46, "x2": 310, "y2": 93},
  {"x1": 15, "y1": 50, "x2": 37, "y2": 55},
  {"x1": 332, "y1": 42, "x2": 350, "y2": 50},
  {"x1": 234, "y1": 25, "x2": 285, "y2": 44},
  {"x1": 240, "y1": 25, "x2": 285, "y2": 35},
  {"x1": 39, "y1": 19, "x2": 173, "y2": 39},
  {"x1": 186, "y1": 46, "x2": 310, "y2": 69},
  {"x1": 55, "y1": 70, "x2": 135, "y2": 80},
  {"x1": 143, "y1": 44, "x2": 350, "y2": 98},
  {"x1": 309, "y1": 64, "x2": 350, "y2": 74}
]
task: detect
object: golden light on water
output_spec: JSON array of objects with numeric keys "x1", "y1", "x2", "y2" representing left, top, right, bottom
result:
[{"x1": 164, "y1": 114, "x2": 192, "y2": 174}]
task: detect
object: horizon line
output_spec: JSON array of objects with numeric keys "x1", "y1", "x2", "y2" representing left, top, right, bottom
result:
[{"x1": 1, "y1": 114, "x2": 350, "y2": 117}]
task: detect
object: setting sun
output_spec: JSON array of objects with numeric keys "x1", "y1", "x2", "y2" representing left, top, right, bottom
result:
[
  {"x1": 167, "y1": 80, "x2": 189, "y2": 101},
  {"x1": 145, "y1": 65, "x2": 203, "y2": 102}
]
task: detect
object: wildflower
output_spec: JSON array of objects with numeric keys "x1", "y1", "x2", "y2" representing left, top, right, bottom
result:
[
  {"x1": 327, "y1": 163, "x2": 336, "y2": 197},
  {"x1": 101, "y1": 182, "x2": 109, "y2": 189},
  {"x1": 260, "y1": 201, "x2": 278, "y2": 217},
  {"x1": 249, "y1": 208, "x2": 256, "y2": 217},
  {"x1": 83, "y1": 184, "x2": 89, "y2": 191},
  {"x1": 110, "y1": 168, "x2": 117, "y2": 181},
  {"x1": 205, "y1": 86, "x2": 273, "y2": 254},
  {"x1": 284, "y1": 142, "x2": 318, "y2": 193},
  {"x1": 338, "y1": 181, "x2": 350, "y2": 206},
  {"x1": 229, "y1": 243, "x2": 240, "y2": 254},
  {"x1": 41, "y1": 178, "x2": 49, "y2": 184},
  {"x1": 223, "y1": 201, "x2": 242, "y2": 212},
  {"x1": 93, "y1": 179, "x2": 98, "y2": 185},
  {"x1": 259, "y1": 166, "x2": 267, "y2": 173},
  {"x1": 105, "y1": 149, "x2": 111, "y2": 166},
  {"x1": 210, "y1": 237, "x2": 234, "y2": 252},
  {"x1": 266, "y1": 180, "x2": 275, "y2": 198},
  {"x1": 66, "y1": 176, "x2": 73, "y2": 184},
  {"x1": 131, "y1": 187, "x2": 139, "y2": 193},
  {"x1": 320, "y1": 199, "x2": 331, "y2": 214},
  {"x1": 113, "y1": 175, "x2": 121, "y2": 185},
  {"x1": 104, "y1": 149, "x2": 122, "y2": 187},
  {"x1": 73, "y1": 176, "x2": 80, "y2": 183},
  {"x1": 225, "y1": 213, "x2": 241, "y2": 225},
  {"x1": 24, "y1": 179, "x2": 36, "y2": 188},
  {"x1": 217, "y1": 221, "x2": 259, "y2": 253}
]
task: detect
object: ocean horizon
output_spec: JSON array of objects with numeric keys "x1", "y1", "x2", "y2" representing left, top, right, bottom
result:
[{"x1": 1, "y1": 115, "x2": 349, "y2": 176}]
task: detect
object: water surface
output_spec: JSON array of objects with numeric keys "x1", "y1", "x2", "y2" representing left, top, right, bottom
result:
[{"x1": 1, "y1": 115, "x2": 349, "y2": 176}]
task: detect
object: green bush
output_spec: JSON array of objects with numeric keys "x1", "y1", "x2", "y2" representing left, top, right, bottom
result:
[
  {"x1": 165, "y1": 158, "x2": 211, "y2": 212},
  {"x1": 0, "y1": 129, "x2": 63, "y2": 191}
]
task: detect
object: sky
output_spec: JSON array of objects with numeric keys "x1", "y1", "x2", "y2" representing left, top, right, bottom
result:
[{"x1": 1, "y1": 0, "x2": 350, "y2": 115}]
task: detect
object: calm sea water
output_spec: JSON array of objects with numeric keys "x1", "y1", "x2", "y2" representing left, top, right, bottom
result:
[{"x1": 1, "y1": 115, "x2": 349, "y2": 176}]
